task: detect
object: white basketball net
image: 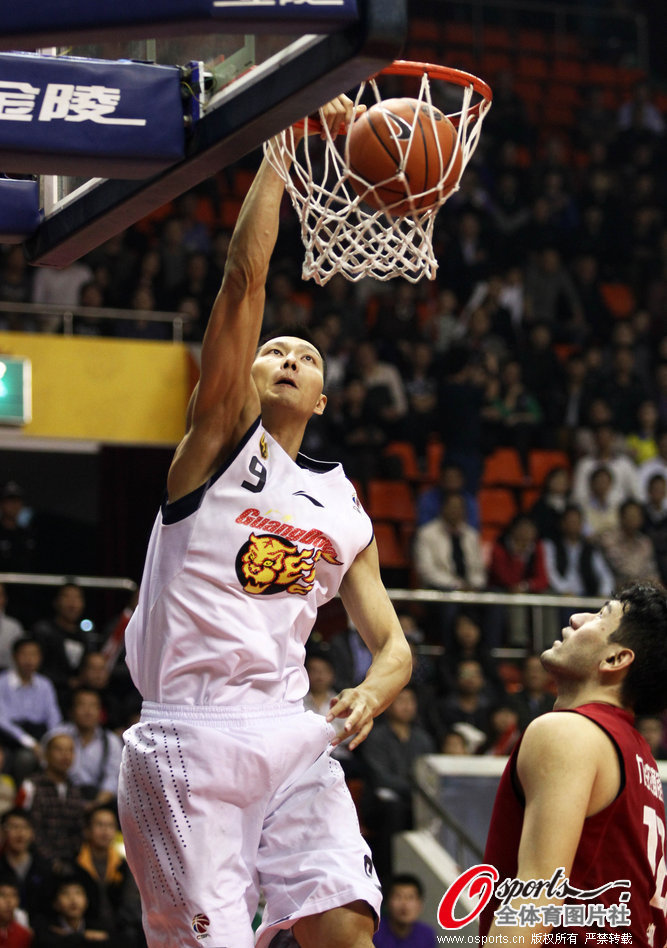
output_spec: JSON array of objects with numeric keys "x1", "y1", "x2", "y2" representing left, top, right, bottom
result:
[{"x1": 264, "y1": 65, "x2": 492, "y2": 285}]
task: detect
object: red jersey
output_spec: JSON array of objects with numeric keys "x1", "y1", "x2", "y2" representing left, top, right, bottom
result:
[{"x1": 480, "y1": 703, "x2": 667, "y2": 946}]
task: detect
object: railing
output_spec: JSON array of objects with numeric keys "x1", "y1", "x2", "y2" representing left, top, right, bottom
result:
[
  {"x1": 410, "y1": 772, "x2": 484, "y2": 867},
  {"x1": 0, "y1": 572, "x2": 137, "y2": 592},
  {"x1": 385, "y1": 588, "x2": 605, "y2": 654},
  {"x1": 0, "y1": 301, "x2": 196, "y2": 343}
]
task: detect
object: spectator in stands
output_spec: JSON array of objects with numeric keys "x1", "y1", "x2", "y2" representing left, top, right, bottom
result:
[
  {"x1": 0, "y1": 483, "x2": 36, "y2": 578},
  {"x1": 0, "y1": 587, "x2": 24, "y2": 672},
  {"x1": 373, "y1": 873, "x2": 436, "y2": 948},
  {"x1": 18, "y1": 733, "x2": 85, "y2": 873},
  {"x1": 523, "y1": 247, "x2": 585, "y2": 343},
  {"x1": 0, "y1": 750, "x2": 16, "y2": 818},
  {"x1": 598, "y1": 498, "x2": 661, "y2": 587},
  {"x1": 636, "y1": 716, "x2": 667, "y2": 761},
  {"x1": 553, "y1": 352, "x2": 590, "y2": 451},
  {"x1": 543, "y1": 504, "x2": 615, "y2": 599},
  {"x1": 323, "y1": 376, "x2": 388, "y2": 482},
  {"x1": 303, "y1": 651, "x2": 358, "y2": 777},
  {"x1": 0, "y1": 877, "x2": 32, "y2": 948},
  {"x1": 413, "y1": 492, "x2": 486, "y2": 594},
  {"x1": 519, "y1": 322, "x2": 564, "y2": 430},
  {"x1": 617, "y1": 82, "x2": 665, "y2": 136},
  {"x1": 436, "y1": 348, "x2": 487, "y2": 492},
  {"x1": 439, "y1": 730, "x2": 470, "y2": 755},
  {"x1": 599, "y1": 346, "x2": 650, "y2": 435},
  {"x1": 0, "y1": 809, "x2": 53, "y2": 924},
  {"x1": 569, "y1": 253, "x2": 613, "y2": 345},
  {"x1": 484, "y1": 358, "x2": 543, "y2": 476},
  {"x1": 33, "y1": 876, "x2": 111, "y2": 948},
  {"x1": 572, "y1": 422, "x2": 640, "y2": 509},
  {"x1": 487, "y1": 515, "x2": 549, "y2": 646},
  {"x1": 639, "y1": 430, "x2": 667, "y2": 500},
  {"x1": 360, "y1": 687, "x2": 435, "y2": 886},
  {"x1": 0, "y1": 247, "x2": 33, "y2": 331},
  {"x1": 0, "y1": 639, "x2": 62, "y2": 782},
  {"x1": 579, "y1": 465, "x2": 621, "y2": 543},
  {"x1": 509, "y1": 655, "x2": 555, "y2": 732},
  {"x1": 627, "y1": 399, "x2": 660, "y2": 465},
  {"x1": 74, "y1": 655, "x2": 126, "y2": 734},
  {"x1": 402, "y1": 342, "x2": 438, "y2": 460},
  {"x1": 74, "y1": 806, "x2": 143, "y2": 948},
  {"x1": 434, "y1": 659, "x2": 492, "y2": 742},
  {"x1": 478, "y1": 702, "x2": 521, "y2": 757},
  {"x1": 416, "y1": 463, "x2": 479, "y2": 530},
  {"x1": 48, "y1": 691, "x2": 122, "y2": 809},
  {"x1": 437, "y1": 612, "x2": 504, "y2": 705},
  {"x1": 528, "y1": 466, "x2": 572, "y2": 542},
  {"x1": 326, "y1": 621, "x2": 372, "y2": 694},
  {"x1": 31, "y1": 259, "x2": 93, "y2": 330},
  {"x1": 349, "y1": 340, "x2": 408, "y2": 440},
  {"x1": 642, "y1": 473, "x2": 667, "y2": 583},
  {"x1": 32, "y1": 584, "x2": 96, "y2": 710}
]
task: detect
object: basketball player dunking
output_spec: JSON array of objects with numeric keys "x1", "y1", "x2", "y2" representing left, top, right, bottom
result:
[
  {"x1": 480, "y1": 583, "x2": 667, "y2": 947},
  {"x1": 117, "y1": 96, "x2": 411, "y2": 948}
]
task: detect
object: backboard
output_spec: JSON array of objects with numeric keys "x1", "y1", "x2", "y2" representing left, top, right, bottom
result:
[{"x1": 8, "y1": 0, "x2": 407, "y2": 268}]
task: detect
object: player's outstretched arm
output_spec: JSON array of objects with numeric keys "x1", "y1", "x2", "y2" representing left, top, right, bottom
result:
[
  {"x1": 168, "y1": 95, "x2": 356, "y2": 503},
  {"x1": 329, "y1": 539, "x2": 412, "y2": 749},
  {"x1": 486, "y1": 711, "x2": 617, "y2": 946}
]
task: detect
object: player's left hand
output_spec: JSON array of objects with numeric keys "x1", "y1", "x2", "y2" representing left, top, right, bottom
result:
[{"x1": 326, "y1": 687, "x2": 377, "y2": 750}]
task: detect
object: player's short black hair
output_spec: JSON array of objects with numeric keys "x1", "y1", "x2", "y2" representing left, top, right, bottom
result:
[
  {"x1": 608, "y1": 582, "x2": 667, "y2": 714},
  {"x1": 257, "y1": 324, "x2": 327, "y2": 383},
  {"x1": 386, "y1": 873, "x2": 425, "y2": 899}
]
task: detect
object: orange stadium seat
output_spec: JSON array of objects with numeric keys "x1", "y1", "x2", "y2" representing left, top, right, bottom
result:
[
  {"x1": 528, "y1": 450, "x2": 571, "y2": 486},
  {"x1": 478, "y1": 487, "x2": 518, "y2": 528},
  {"x1": 366, "y1": 480, "x2": 417, "y2": 524},
  {"x1": 383, "y1": 442, "x2": 421, "y2": 482},
  {"x1": 482, "y1": 448, "x2": 526, "y2": 487},
  {"x1": 600, "y1": 282, "x2": 636, "y2": 319},
  {"x1": 373, "y1": 521, "x2": 410, "y2": 570}
]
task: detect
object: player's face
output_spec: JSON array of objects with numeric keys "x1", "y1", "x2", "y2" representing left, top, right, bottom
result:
[
  {"x1": 542, "y1": 600, "x2": 624, "y2": 678},
  {"x1": 252, "y1": 337, "x2": 326, "y2": 418}
]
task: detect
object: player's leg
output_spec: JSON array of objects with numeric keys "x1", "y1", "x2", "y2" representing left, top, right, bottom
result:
[
  {"x1": 118, "y1": 717, "x2": 263, "y2": 948},
  {"x1": 255, "y1": 712, "x2": 381, "y2": 948},
  {"x1": 292, "y1": 900, "x2": 375, "y2": 948}
]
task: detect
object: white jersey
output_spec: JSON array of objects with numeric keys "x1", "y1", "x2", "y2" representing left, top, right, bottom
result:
[{"x1": 125, "y1": 418, "x2": 373, "y2": 706}]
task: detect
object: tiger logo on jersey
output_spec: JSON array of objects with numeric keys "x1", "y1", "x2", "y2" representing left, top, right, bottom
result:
[{"x1": 236, "y1": 532, "x2": 341, "y2": 596}]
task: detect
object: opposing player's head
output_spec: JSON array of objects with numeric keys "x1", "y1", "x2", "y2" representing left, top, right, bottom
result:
[
  {"x1": 543, "y1": 581, "x2": 667, "y2": 714},
  {"x1": 252, "y1": 325, "x2": 327, "y2": 419},
  {"x1": 608, "y1": 582, "x2": 667, "y2": 714}
]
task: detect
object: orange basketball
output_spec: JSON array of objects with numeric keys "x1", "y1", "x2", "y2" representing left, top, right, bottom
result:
[{"x1": 347, "y1": 97, "x2": 463, "y2": 215}]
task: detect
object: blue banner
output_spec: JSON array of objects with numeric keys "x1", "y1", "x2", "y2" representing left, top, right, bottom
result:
[
  {"x1": 0, "y1": 53, "x2": 185, "y2": 178},
  {"x1": 0, "y1": 178, "x2": 41, "y2": 243},
  {"x1": 1, "y1": 0, "x2": 358, "y2": 47}
]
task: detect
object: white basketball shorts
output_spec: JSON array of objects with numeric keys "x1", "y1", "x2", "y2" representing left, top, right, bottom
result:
[{"x1": 118, "y1": 701, "x2": 381, "y2": 948}]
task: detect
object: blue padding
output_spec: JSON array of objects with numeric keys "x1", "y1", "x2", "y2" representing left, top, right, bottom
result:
[
  {"x1": 0, "y1": 178, "x2": 41, "y2": 243},
  {"x1": 2, "y1": 0, "x2": 357, "y2": 40},
  {"x1": 0, "y1": 53, "x2": 185, "y2": 178}
]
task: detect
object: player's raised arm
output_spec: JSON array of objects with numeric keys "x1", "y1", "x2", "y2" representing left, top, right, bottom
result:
[
  {"x1": 329, "y1": 539, "x2": 412, "y2": 749},
  {"x1": 167, "y1": 95, "x2": 356, "y2": 502}
]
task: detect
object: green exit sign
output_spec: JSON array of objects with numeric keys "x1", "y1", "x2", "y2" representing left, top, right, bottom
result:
[{"x1": 0, "y1": 357, "x2": 31, "y2": 426}]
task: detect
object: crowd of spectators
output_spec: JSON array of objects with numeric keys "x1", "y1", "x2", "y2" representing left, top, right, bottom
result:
[{"x1": 1, "y1": 33, "x2": 667, "y2": 940}]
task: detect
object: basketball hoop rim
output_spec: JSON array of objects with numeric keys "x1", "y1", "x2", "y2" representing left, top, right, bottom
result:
[{"x1": 378, "y1": 60, "x2": 493, "y2": 122}]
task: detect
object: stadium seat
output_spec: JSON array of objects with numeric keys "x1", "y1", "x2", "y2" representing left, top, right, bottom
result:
[
  {"x1": 366, "y1": 480, "x2": 417, "y2": 524},
  {"x1": 600, "y1": 282, "x2": 636, "y2": 320},
  {"x1": 373, "y1": 521, "x2": 410, "y2": 570},
  {"x1": 478, "y1": 487, "x2": 518, "y2": 528},
  {"x1": 482, "y1": 448, "x2": 526, "y2": 487},
  {"x1": 383, "y1": 441, "x2": 421, "y2": 482},
  {"x1": 528, "y1": 450, "x2": 571, "y2": 486}
]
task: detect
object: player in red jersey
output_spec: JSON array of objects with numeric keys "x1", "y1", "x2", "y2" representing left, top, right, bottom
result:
[{"x1": 480, "y1": 581, "x2": 667, "y2": 946}]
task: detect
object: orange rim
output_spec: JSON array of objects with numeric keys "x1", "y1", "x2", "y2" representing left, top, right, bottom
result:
[
  {"x1": 377, "y1": 59, "x2": 493, "y2": 123},
  {"x1": 291, "y1": 60, "x2": 492, "y2": 135}
]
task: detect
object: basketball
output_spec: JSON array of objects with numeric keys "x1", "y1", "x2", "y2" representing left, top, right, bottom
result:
[{"x1": 346, "y1": 97, "x2": 463, "y2": 215}]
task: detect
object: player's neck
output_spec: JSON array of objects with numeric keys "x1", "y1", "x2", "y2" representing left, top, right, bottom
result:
[
  {"x1": 262, "y1": 412, "x2": 307, "y2": 461},
  {"x1": 553, "y1": 681, "x2": 624, "y2": 711}
]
